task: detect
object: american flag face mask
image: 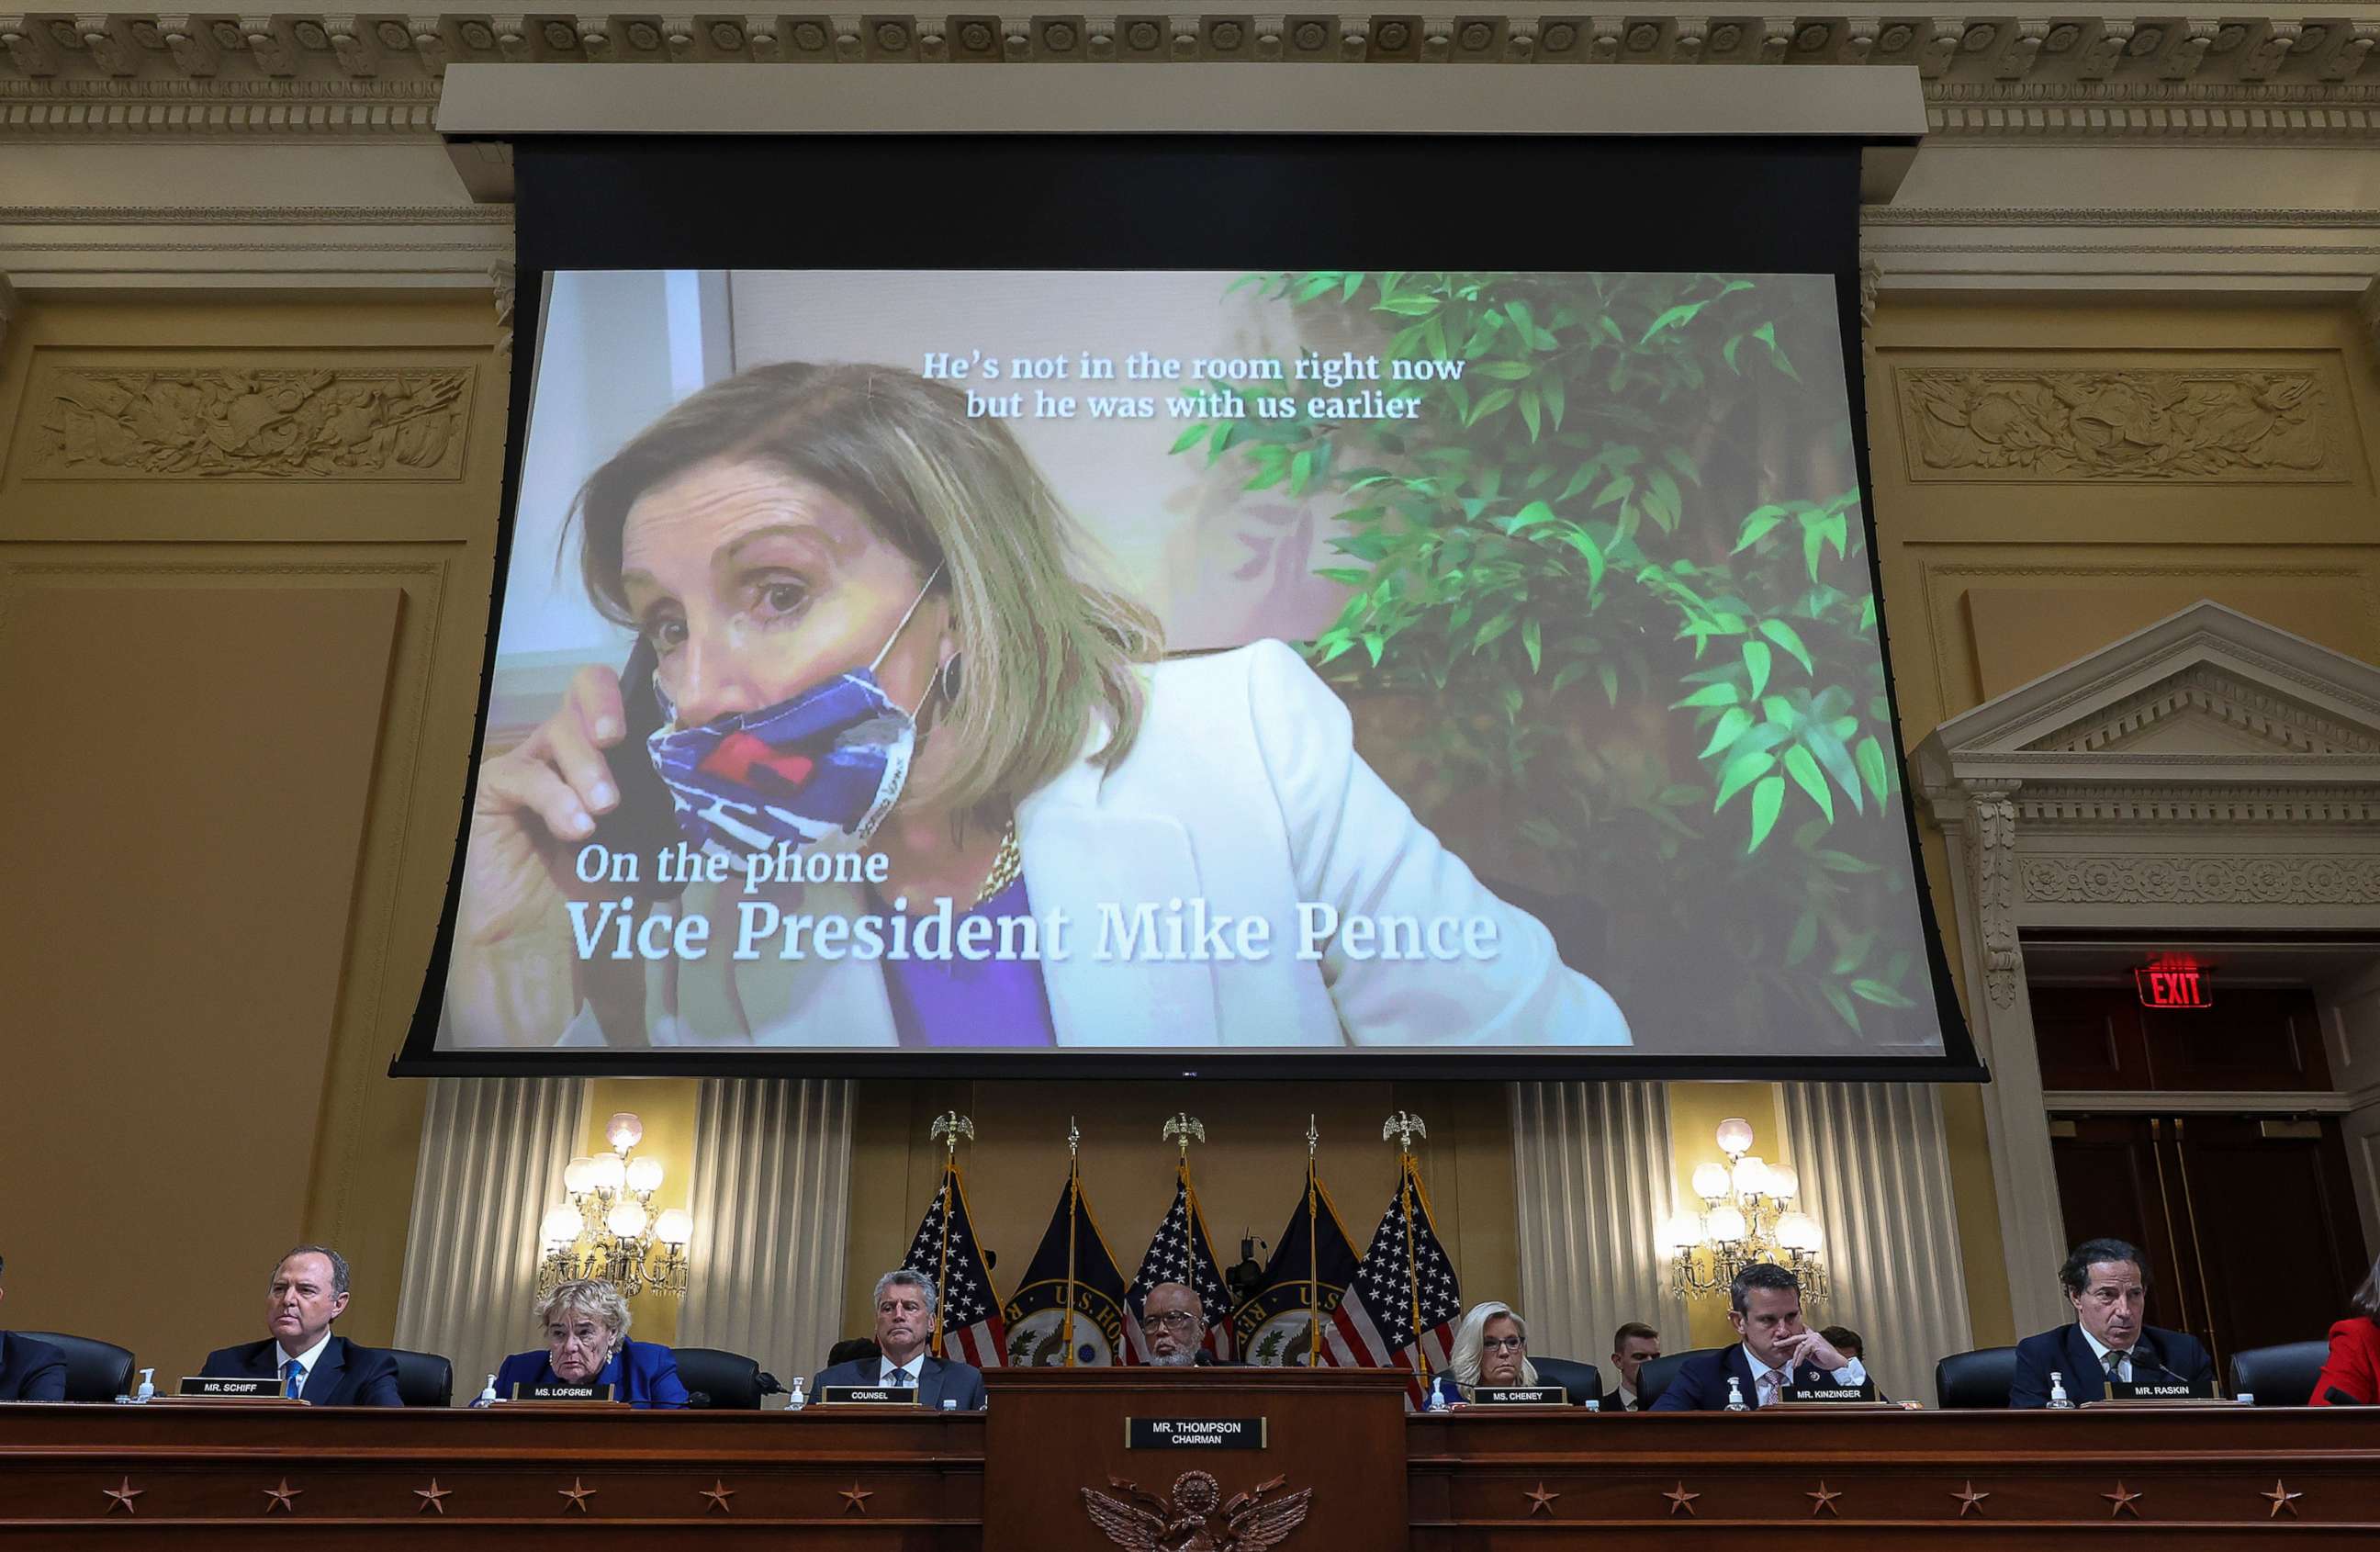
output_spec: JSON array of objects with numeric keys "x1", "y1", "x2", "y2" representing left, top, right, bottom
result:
[{"x1": 645, "y1": 568, "x2": 941, "y2": 862}]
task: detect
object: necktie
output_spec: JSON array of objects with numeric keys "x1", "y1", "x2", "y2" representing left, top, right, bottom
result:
[
  {"x1": 2105, "y1": 1350, "x2": 2127, "y2": 1383},
  {"x1": 1757, "y1": 1370, "x2": 1781, "y2": 1409},
  {"x1": 892, "y1": 1367, "x2": 914, "y2": 1389},
  {"x1": 283, "y1": 1360, "x2": 304, "y2": 1400}
]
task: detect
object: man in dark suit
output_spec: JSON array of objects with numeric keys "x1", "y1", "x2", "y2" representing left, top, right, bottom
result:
[
  {"x1": 1607, "y1": 1321, "x2": 1660, "y2": 1411},
  {"x1": 1653, "y1": 1263, "x2": 1869, "y2": 1411},
  {"x1": 2012, "y1": 1237, "x2": 2215, "y2": 1407},
  {"x1": 199, "y1": 1245, "x2": 401, "y2": 1407},
  {"x1": 0, "y1": 1253, "x2": 69, "y2": 1402},
  {"x1": 813, "y1": 1268, "x2": 987, "y2": 1410}
]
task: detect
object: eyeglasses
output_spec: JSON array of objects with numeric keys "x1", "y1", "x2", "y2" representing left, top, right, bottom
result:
[
  {"x1": 1484, "y1": 1336, "x2": 1527, "y2": 1353},
  {"x1": 1147, "y1": 1311, "x2": 1202, "y2": 1330}
]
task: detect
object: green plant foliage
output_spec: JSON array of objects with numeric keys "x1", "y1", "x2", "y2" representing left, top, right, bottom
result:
[{"x1": 1167, "y1": 271, "x2": 1921, "y2": 1051}]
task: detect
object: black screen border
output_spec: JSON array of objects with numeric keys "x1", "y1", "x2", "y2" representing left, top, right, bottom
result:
[{"x1": 397, "y1": 130, "x2": 1983, "y2": 1083}]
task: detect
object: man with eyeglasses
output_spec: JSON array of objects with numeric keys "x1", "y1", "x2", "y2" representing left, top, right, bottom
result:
[{"x1": 1141, "y1": 1282, "x2": 1228, "y2": 1366}]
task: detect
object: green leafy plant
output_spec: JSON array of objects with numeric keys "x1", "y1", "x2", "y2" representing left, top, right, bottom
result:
[{"x1": 1168, "y1": 271, "x2": 1921, "y2": 1049}]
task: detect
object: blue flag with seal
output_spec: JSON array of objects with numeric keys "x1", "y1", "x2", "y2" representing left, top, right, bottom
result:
[
  {"x1": 1229, "y1": 1160, "x2": 1362, "y2": 1366},
  {"x1": 1000, "y1": 1157, "x2": 1129, "y2": 1366}
]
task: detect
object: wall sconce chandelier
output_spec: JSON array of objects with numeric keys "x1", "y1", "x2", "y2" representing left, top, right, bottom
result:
[
  {"x1": 1656, "y1": 1116, "x2": 1828, "y2": 1305},
  {"x1": 537, "y1": 1110, "x2": 691, "y2": 1299}
]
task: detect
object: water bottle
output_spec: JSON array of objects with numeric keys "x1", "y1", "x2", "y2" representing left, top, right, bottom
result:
[
  {"x1": 1723, "y1": 1377, "x2": 1747, "y2": 1412},
  {"x1": 473, "y1": 1375, "x2": 499, "y2": 1409},
  {"x1": 2237, "y1": 1393, "x2": 2254, "y2": 1407},
  {"x1": 134, "y1": 1369, "x2": 156, "y2": 1403},
  {"x1": 2048, "y1": 1371, "x2": 2075, "y2": 1410},
  {"x1": 1425, "y1": 1386, "x2": 1450, "y2": 1413},
  {"x1": 787, "y1": 1376, "x2": 807, "y2": 1411}
]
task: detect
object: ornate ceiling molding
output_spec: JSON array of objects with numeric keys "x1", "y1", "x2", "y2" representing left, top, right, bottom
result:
[{"x1": 1, "y1": 10, "x2": 2376, "y2": 144}]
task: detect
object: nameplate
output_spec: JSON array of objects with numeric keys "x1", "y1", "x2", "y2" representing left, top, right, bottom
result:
[
  {"x1": 178, "y1": 1378, "x2": 306, "y2": 1401},
  {"x1": 1472, "y1": 1386, "x2": 1569, "y2": 1407},
  {"x1": 1783, "y1": 1380, "x2": 1878, "y2": 1403},
  {"x1": 2105, "y1": 1379, "x2": 2221, "y2": 1401},
  {"x1": 818, "y1": 1386, "x2": 923, "y2": 1406},
  {"x1": 1126, "y1": 1416, "x2": 1267, "y2": 1449},
  {"x1": 513, "y1": 1382, "x2": 614, "y2": 1401}
]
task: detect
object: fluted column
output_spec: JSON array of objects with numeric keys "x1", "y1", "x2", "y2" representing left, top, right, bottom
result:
[
  {"x1": 1509, "y1": 1082, "x2": 1689, "y2": 1366},
  {"x1": 393, "y1": 1076, "x2": 588, "y2": 1400},
  {"x1": 1775, "y1": 1081, "x2": 1972, "y2": 1408},
  {"x1": 675, "y1": 1078, "x2": 854, "y2": 1391}
]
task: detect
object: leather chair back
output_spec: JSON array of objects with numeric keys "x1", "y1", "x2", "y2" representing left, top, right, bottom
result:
[
  {"x1": 1935, "y1": 1345, "x2": 2018, "y2": 1410},
  {"x1": 15, "y1": 1332, "x2": 135, "y2": 1404},
  {"x1": 1634, "y1": 1347, "x2": 1723, "y2": 1409},
  {"x1": 2231, "y1": 1340, "x2": 2329, "y2": 1406},
  {"x1": 387, "y1": 1347, "x2": 454, "y2": 1409},
  {"x1": 1525, "y1": 1355, "x2": 1604, "y2": 1405},
  {"x1": 674, "y1": 1346, "x2": 764, "y2": 1410}
]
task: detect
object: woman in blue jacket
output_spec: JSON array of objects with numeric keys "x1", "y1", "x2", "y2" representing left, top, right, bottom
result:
[{"x1": 494, "y1": 1278, "x2": 688, "y2": 1409}]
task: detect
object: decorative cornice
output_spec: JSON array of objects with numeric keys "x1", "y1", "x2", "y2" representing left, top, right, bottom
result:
[
  {"x1": 1868, "y1": 206, "x2": 2380, "y2": 229},
  {"x1": 1, "y1": 12, "x2": 2375, "y2": 145}
]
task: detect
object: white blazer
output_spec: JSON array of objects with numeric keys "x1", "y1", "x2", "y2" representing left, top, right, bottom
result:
[{"x1": 595, "y1": 639, "x2": 1628, "y2": 1049}]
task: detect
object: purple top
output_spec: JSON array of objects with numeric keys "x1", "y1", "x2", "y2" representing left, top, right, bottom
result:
[{"x1": 877, "y1": 874, "x2": 1057, "y2": 1047}]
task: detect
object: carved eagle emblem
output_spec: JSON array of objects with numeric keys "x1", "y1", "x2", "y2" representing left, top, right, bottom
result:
[{"x1": 1081, "y1": 1469, "x2": 1313, "y2": 1552}]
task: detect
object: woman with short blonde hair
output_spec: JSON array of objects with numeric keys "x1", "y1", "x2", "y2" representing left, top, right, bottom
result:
[{"x1": 493, "y1": 1277, "x2": 687, "y2": 1409}]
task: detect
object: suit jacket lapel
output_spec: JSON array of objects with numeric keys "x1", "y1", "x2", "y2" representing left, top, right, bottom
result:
[
  {"x1": 1723, "y1": 1346, "x2": 1755, "y2": 1407},
  {"x1": 2066, "y1": 1326, "x2": 2105, "y2": 1400},
  {"x1": 1017, "y1": 745, "x2": 1219, "y2": 1049},
  {"x1": 915, "y1": 1357, "x2": 940, "y2": 1411},
  {"x1": 306, "y1": 1338, "x2": 347, "y2": 1404}
]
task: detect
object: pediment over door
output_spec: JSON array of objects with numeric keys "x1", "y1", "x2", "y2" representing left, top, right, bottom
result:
[{"x1": 1916, "y1": 600, "x2": 2380, "y2": 795}]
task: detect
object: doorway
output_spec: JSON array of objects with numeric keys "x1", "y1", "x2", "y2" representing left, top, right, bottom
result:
[{"x1": 2034, "y1": 983, "x2": 2366, "y2": 1378}]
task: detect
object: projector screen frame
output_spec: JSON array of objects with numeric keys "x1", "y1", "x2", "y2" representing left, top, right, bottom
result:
[{"x1": 394, "y1": 130, "x2": 1983, "y2": 1084}]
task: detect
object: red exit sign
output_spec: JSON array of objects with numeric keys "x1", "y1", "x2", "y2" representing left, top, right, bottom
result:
[{"x1": 2136, "y1": 966, "x2": 2213, "y2": 1009}]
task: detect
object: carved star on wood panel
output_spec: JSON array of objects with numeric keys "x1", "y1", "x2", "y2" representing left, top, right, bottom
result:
[
  {"x1": 414, "y1": 1479, "x2": 452, "y2": 1514},
  {"x1": 1662, "y1": 1482, "x2": 1701, "y2": 1517},
  {"x1": 841, "y1": 1481, "x2": 875, "y2": 1513},
  {"x1": 558, "y1": 1478, "x2": 597, "y2": 1513},
  {"x1": 263, "y1": 1479, "x2": 302, "y2": 1513},
  {"x1": 1951, "y1": 1481, "x2": 1990, "y2": 1517},
  {"x1": 702, "y1": 1479, "x2": 735, "y2": 1513},
  {"x1": 1524, "y1": 1482, "x2": 1559, "y2": 1515},
  {"x1": 2104, "y1": 1481, "x2": 2143, "y2": 1518},
  {"x1": 102, "y1": 1478, "x2": 143, "y2": 1515},
  {"x1": 1806, "y1": 1480, "x2": 1843, "y2": 1517},
  {"x1": 2262, "y1": 1480, "x2": 2303, "y2": 1519}
]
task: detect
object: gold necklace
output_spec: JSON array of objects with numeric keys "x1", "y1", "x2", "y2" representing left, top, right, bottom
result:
[{"x1": 973, "y1": 821, "x2": 1021, "y2": 906}]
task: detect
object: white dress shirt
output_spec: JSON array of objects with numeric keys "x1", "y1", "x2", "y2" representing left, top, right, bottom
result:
[
  {"x1": 1744, "y1": 1344, "x2": 1867, "y2": 1406},
  {"x1": 879, "y1": 1354, "x2": 925, "y2": 1389},
  {"x1": 2079, "y1": 1327, "x2": 2134, "y2": 1384},
  {"x1": 274, "y1": 1333, "x2": 333, "y2": 1396},
  {"x1": 1614, "y1": 1384, "x2": 1639, "y2": 1411}
]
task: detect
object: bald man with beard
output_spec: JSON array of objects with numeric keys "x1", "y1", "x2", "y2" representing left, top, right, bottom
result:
[{"x1": 1142, "y1": 1282, "x2": 1233, "y2": 1366}]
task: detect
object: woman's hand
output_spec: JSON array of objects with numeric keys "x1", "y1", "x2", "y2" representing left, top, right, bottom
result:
[{"x1": 457, "y1": 665, "x2": 629, "y2": 949}]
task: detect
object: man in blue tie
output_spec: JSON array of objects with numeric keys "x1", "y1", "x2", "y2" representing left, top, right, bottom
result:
[
  {"x1": 199, "y1": 1246, "x2": 401, "y2": 1407},
  {"x1": 2011, "y1": 1237, "x2": 2215, "y2": 1407},
  {"x1": 812, "y1": 1269, "x2": 987, "y2": 1410},
  {"x1": 0, "y1": 1253, "x2": 70, "y2": 1402}
]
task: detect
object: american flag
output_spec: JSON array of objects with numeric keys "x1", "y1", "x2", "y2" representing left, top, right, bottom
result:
[
  {"x1": 903, "y1": 1163, "x2": 1006, "y2": 1369},
  {"x1": 1123, "y1": 1164, "x2": 1236, "y2": 1364},
  {"x1": 1318, "y1": 1159, "x2": 1462, "y2": 1409}
]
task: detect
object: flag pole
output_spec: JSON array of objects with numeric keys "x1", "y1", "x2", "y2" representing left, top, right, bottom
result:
[
  {"x1": 1305, "y1": 1115, "x2": 1321, "y2": 1367},
  {"x1": 1385, "y1": 1110, "x2": 1430, "y2": 1386},
  {"x1": 1062, "y1": 1117, "x2": 1081, "y2": 1368},
  {"x1": 926, "y1": 1111, "x2": 973, "y2": 1359},
  {"x1": 1162, "y1": 1112, "x2": 1207, "y2": 1354}
]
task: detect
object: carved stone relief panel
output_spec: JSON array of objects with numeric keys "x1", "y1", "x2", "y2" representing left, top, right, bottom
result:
[
  {"x1": 1893, "y1": 361, "x2": 2349, "y2": 482},
  {"x1": 22, "y1": 363, "x2": 472, "y2": 480},
  {"x1": 2021, "y1": 852, "x2": 2380, "y2": 905}
]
